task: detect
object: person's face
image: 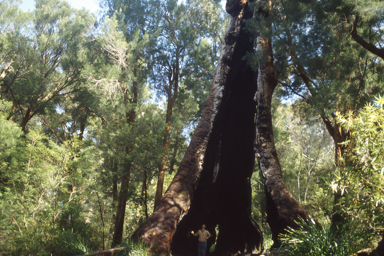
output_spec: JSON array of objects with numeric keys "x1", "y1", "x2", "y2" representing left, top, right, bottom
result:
[{"x1": 202, "y1": 224, "x2": 205, "y2": 230}]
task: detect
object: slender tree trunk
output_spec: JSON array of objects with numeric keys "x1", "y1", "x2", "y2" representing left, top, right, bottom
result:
[
  {"x1": 169, "y1": 127, "x2": 182, "y2": 174},
  {"x1": 21, "y1": 107, "x2": 32, "y2": 133},
  {"x1": 111, "y1": 81, "x2": 138, "y2": 246},
  {"x1": 112, "y1": 161, "x2": 132, "y2": 247},
  {"x1": 321, "y1": 116, "x2": 349, "y2": 233},
  {"x1": 254, "y1": 0, "x2": 310, "y2": 245},
  {"x1": 304, "y1": 175, "x2": 311, "y2": 202},
  {"x1": 332, "y1": 121, "x2": 348, "y2": 233},
  {"x1": 96, "y1": 192, "x2": 106, "y2": 250},
  {"x1": 142, "y1": 169, "x2": 148, "y2": 219},
  {"x1": 154, "y1": 64, "x2": 179, "y2": 209},
  {"x1": 112, "y1": 168, "x2": 118, "y2": 204},
  {"x1": 297, "y1": 168, "x2": 301, "y2": 203},
  {"x1": 79, "y1": 114, "x2": 87, "y2": 141},
  {"x1": 109, "y1": 160, "x2": 118, "y2": 246},
  {"x1": 155, "y1": 101, "x2": 173, "y2": 209}
]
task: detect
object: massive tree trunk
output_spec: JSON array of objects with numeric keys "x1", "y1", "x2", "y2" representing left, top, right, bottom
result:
[
  {"x1": 254, "y1": 0, "x2": 310, "y2": 246},
  {"x1": 132, "y1": 1, "x2": 263, "y2": 254}
]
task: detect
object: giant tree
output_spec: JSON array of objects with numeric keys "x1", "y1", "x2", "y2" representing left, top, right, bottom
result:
[{"x1": 132, "y1": 0, "x2": 265, "y2": 254}]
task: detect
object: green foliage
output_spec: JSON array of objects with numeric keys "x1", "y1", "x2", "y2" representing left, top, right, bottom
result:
[
  {"x1": 333, "y1": 96, "x2": 384, "y2": 241},
  {"x1": 281, "y1": 217, "x2": 361, "y2": 256},
  {"x1": 54, "y1": 229, "x2": 91, "y2": 256},
  {"x1": 4, "y1": 0, "x2": 383, "y2": 254},
  {"x1": 0, "y1": 116, "x2": 100, "y2": 255},
  {"x1": 0, "y1": 0, "x2": 95, "y2": 131},
  {"x1": 271, "y1": 98, "x2": 335, "y2": 224},
  {"x1": 113, "y1": 240, "x2": 149, "y2": 256},
  {"x1": 1, "y1": 0, "x2": 224, "y2": 254}
]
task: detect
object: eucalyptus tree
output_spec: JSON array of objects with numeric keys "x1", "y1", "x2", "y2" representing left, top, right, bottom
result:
[
  {"x1": 83, "y1": 13, "x2": 156, "y2": 246},
  {"x1": 244, "y1": 0, "x2": 384, "y2": 233},
  {"x1": 247, "y1": 0, "x2": 311, "y2": 246},
  {"x1": 98, "y1": 0, "x2": 164, "y2": 246},
  {"x1": 132, "y1": 0, "x2": 266, "y2": 254},
  {"x1": 0, "y1": 0, "x2": 95, "y2": 133},
  {"x1": 150, "y1": 0, "x2": 226, "y2": 209}
]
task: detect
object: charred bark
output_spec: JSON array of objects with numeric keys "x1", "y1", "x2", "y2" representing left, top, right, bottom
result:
[
  {"x1": 132, "y1": 1, "x2": 263, "y2": 254},
  {"x1": 254, "y1": 0, "x2": 310, "y2": 246}
]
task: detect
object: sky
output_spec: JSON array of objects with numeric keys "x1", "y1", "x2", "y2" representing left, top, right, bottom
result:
[
  {"x1": 20, "y1": 0, "x2": 101, "y2": 13},
  {"x1": 20, "y1": 0, "x2": 226, "y2": 14}
]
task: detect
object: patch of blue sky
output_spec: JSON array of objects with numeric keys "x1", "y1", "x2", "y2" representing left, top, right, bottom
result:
[
  {"x1": 178, "y1": 0, "x2": 226, "y2": 10},
  {"x1": 20, "y1": 0, "x2": 100, "y2": 13}
]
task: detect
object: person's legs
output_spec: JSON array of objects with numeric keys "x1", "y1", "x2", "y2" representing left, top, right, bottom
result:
[
  {"x1": 198, "y1": 242, "x2": 203, "y2": 256},
  {"x1": 198, "y1": 242, "x2": 207, "y2": 256}
]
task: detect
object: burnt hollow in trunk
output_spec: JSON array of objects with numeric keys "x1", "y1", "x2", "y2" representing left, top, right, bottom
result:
[
  {"x1": 170, "y1": 5, "x2": 263, "y2": 255},
  {"x1": 131, "y1": 1, "x2": 264, "y2": 254}
]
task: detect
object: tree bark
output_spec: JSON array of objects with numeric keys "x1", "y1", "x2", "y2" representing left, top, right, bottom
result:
[
  {"x1": 21, "y1": 107, "x2": 32, "y2": 133},
  {"x1": 96, "y1": 192, "x2": 106, "y2": 250},
  {"x1": 76, "y1": 247, "x2": 124, "y2": 256},
  {"x1": 112, "y1": 160, "x2": 132, "y2": 247},
  {"x1": 154, "y1": 63, "x2": 179, "y2": 209},
  {"x1": 351, "y1": 15, "x2": 384, "y2": 59},
  {"x1": 132, "y1": 1, "x2": 264, "y2": 255},
  {"x1": 155, "y1": 100, "x2": 174, "y2": 209},
  {"x1": 169, "y1": 127, "x2": 182, "y2": 174},
  {"x1": 254, "y1": 0, "x2": 310, "y2": 246},
  {"x1": 79, "y1": 114, "x2": 87, "y2": 141},
  {"x1": 142, "y1": 169, "x2": 148, "y2": 219},
  {"x1": 111, "y1": 82, "x2": 138, "y2": 247},
  {"x1": 321, "y1": 116, "x2": 350, "y2": 234}
]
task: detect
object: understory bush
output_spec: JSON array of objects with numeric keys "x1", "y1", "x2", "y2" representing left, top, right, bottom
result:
[
  {"x1": 281, "y1": 218, "x2": 362, "y2": 256},
  {"x1": 113, "y1": 240, "x2": 149, "y2": 256}
]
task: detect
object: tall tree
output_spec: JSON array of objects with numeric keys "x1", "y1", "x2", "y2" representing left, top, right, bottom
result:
[
  {"x1": 84, "y1": 13, "x2": 152, "y2": 246},
  {"x1": 151, "y1": 0, "x2": 225, "y2": 209},
  {"x1": 248, "y1": 0, "x2": 384, "y2": 232},
  {"x1": 133, "y1": 0, "x2": 264, "y2": 254},
  {"x1": 99, "y1": 0, "x2": 160, "y2": 245},
  {"x1": 0, "y1": 0, "x2": 94, "y2": 132},
  {"x1": 252, "y1": 0, "x2": 310, "y2": 245}
]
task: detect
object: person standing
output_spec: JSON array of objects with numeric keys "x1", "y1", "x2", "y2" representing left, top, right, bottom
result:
[{"x1": 191, "y1": 224, "x2": 211, "y2": 256}]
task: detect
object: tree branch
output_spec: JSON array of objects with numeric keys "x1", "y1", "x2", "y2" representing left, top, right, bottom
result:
[
  {"x1": 351, "y1": 15, "x2": 384, "y2": 59},
  {"x1": 76, "y1": 247, "x2": 124, "y2": 256}
]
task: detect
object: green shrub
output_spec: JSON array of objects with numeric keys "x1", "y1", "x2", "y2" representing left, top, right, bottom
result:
[
  {"x1": 113, "y1": 240, "x2": 149, "y2": 256},
  {"x1": 54, "y1": 229, "x2": 90, "y2": 256},
  {"x1": 281, "y1": 218, "x2": 361, "y2": 256}
]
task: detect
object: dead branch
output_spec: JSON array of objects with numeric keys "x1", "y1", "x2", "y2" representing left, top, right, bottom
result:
[{"x1": 77, "y1": 247, "x2": 124, "y2": 256}]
